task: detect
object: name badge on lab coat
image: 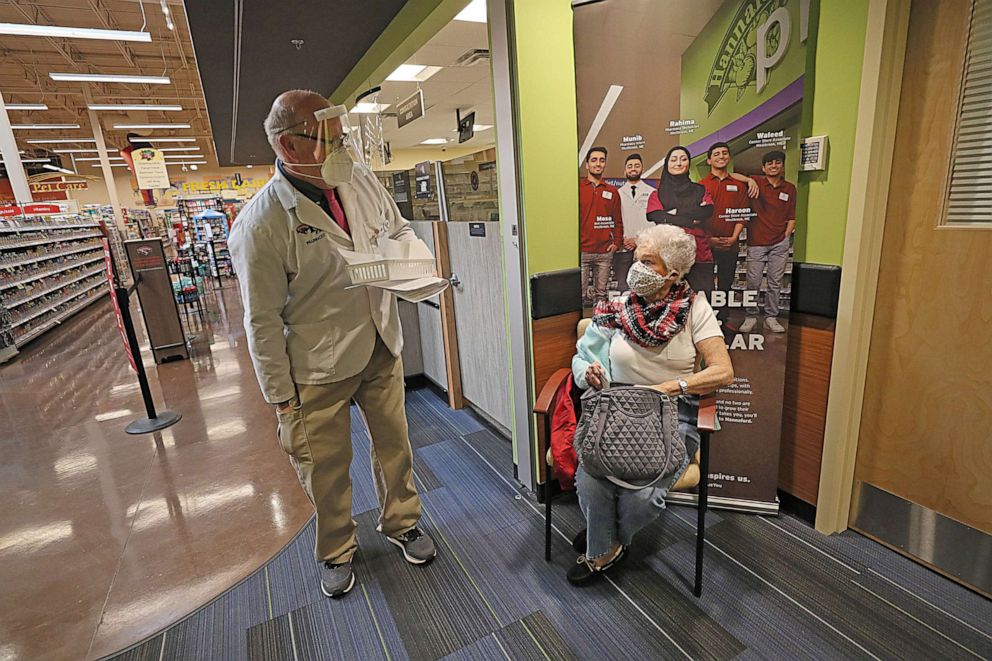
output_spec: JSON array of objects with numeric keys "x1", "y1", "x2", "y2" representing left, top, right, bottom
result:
[
  {"x1": 602, "y1": 191, "x2": 613, "y2": 200},
  {"x1": 779, "y1": 192, "x2": 790, "y2": 202},
  {"x1": 727, "y1": 185, "x2": 738, "y2": 192}
]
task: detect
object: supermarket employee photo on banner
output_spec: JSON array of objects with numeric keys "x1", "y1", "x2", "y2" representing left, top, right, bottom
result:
[{"x1": 573, "y1": 0, "x2": 817, "y2": 512}]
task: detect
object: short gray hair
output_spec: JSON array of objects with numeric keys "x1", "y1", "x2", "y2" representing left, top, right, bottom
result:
[
  {"x1": 636, "y1": 224, "x2": 696, "y2": 278},
  {"x1": 263, "y1": 89, "x2": 323, "y2": 153}
]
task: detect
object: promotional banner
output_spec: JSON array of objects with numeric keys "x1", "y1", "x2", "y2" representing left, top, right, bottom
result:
[
  {"x1": 131, "y1": 147, "x2": 171, "y2": 190},
  {"x1": 574, "y1": 0, "x2": 816, "y2": 511}
]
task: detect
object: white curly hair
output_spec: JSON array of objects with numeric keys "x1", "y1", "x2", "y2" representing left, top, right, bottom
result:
[{"x1": 636, "y1": 224, "x2": 696, "y2": 279}]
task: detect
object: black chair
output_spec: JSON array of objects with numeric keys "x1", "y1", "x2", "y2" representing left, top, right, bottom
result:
[{"x1": 535, "y1": 363, "x2": 717, "y2": 597}]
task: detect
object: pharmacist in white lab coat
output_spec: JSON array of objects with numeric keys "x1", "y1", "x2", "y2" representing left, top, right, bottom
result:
[
  {"x1": 229, "y1": 90, "x2": 436, "y2": 600},
  {"x1": 614, "y1": 153, "x2": 656, "y2": 290}
]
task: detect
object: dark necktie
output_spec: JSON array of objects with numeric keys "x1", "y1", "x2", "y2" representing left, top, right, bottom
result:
[{"x1": 631, "y1": 185, "x2": 637, "y2": 198}]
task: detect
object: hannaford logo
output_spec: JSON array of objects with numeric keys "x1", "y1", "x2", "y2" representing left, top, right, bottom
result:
[
  {"x1": 704, "y1": 0, "x2": 791, "y2": 115},
  {"x1": 296, "y1": 224, "x2": 322, "y2": 235}
]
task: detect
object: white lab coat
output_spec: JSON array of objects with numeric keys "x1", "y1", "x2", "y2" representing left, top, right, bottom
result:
[
  {"x1": 229, "y1": 163, "x2": 416, "y2": 404},
  {"x1": 618, "y1": 178, "x2": 656, "y2": 240}
]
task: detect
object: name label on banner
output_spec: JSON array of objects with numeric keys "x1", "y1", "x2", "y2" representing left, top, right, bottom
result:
[{"x1": 0, "y1": 203, "x2": 64, "y2": 216}]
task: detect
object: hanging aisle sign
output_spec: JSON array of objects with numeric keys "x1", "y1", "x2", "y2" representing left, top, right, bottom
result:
[
  {"x1": 132, "y1": 148, "x2": 171, "y2": 190},
  {"x1": 29, "y1": 181, "x2": 88, "y2": 193},
  {"x1": 573, "y1": 0, "x2": 818, "y2": 513},
  {"x1": 396, "y1": 89, "x2": 425, "y2": 128}
]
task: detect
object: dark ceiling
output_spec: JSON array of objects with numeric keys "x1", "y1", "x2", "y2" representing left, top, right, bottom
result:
[{"x1": 186, "y1": 0, "x2": 409, "y2": 166}]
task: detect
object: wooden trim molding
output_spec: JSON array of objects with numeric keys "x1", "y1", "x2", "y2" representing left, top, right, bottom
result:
[
  {"x1": 815, "y1": 0, "x2": 911, "y2": 534},
  {"x1": 432, "y1": 221, "x2": 464, "y2": 410}
]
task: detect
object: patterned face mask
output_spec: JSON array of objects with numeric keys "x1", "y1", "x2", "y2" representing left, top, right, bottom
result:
[{"x1": 626, "y1": 261, "x2": 675, "y2": 296}]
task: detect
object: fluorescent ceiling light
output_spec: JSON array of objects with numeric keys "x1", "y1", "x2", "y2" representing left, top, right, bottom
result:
[
  {"x1": 158, "y1": 147, "x2": 201, "y2": 152},
  {"x1": 455, "y1": 0, "x2": 487, "y2": 23},
  {"x1": 452, "y1": 124, "x2": 493, "y2": 132},
  {"x1": 26, "y1": 138, "x2": 97, "y2": 144},
  {"x1": 350, "y1": 102, "x2": 391, "y2": 114},
  {"x1": 53, "y1": 149, "x2": 114, "y2": 154},
  {"x1": 5, "y1": 103, "x2": 49, "y2": 110},
  {"x1": 50, "y1": 73, "x2": 170, "y2": 84},
  {"x1": 128, "y1": 136, "x2": 196, "y2": 143},
  {"x1": 165, "y1": 161, "x2": 207, "y2": 166},
  {"x1": 162, "y1": 153, "x2": 203, "y2": 158},
  {"x1": 113, "y1": 123, "x2": 190, "y2": 129},
  {"x1": 0, "y1": 158, "x2": 54, "y2": 164},
  {"x1": 12, "y1": 124, "x2": 81, "y2": 130},
  {"x1": 43, "y1": 164, "x2": 75, "y2": 175},
  {"x1": 91, "y1": 163, "x2": 131, "y2": 168},
  {"x1": 386, "y1": 64, "x2": 442, "y2": 82},
  {"x1": 74, "y1": 156, "x2": 125, "y2": 161},
  {"x1": 420, "y1": 138, "x2": 449, "y2": 145},
  {"x1": 88, "y1": 104, "x2": 183, "y2": 111},
  {"x1": 0, "y1": 23, "x2": 151, "y2": 42}
]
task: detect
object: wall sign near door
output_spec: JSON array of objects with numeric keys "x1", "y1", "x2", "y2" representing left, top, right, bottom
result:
[{"x1": 469, "y1": 222, "x2": 486, "y2": 237}]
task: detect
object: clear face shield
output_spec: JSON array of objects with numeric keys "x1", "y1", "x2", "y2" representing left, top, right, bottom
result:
[{"x1": 278, "y1": 104, "x2": 361, "y2": 186}]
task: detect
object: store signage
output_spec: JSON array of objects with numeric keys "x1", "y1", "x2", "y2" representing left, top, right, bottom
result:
[
  {"x1": 0, "y1": 203, "x2": 64, "y2": 216},
  {"x1": 179, "y1": 178, "x2": 265, "y2": 195},
  {"x1": 132, "y1": 148, "x2": 171, "y2": 190},
  {"x1": 414, "y1": 161, "x2": 432, "y2": 199},
  {"x1": 396, "y1": 90, "x2": 425, "y2": 128},
  {"x1": 29, "y1": 181, "x2": 88, "y2": 193}
]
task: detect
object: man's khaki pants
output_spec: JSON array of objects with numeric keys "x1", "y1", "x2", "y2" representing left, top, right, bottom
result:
[{"x1": 275, "y1": 335, "x2": 421, "y2": 564}]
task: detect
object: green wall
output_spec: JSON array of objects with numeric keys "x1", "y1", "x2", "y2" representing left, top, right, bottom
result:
[
  {"x1": 513, "y1": 0, "x2": 579, "y2": 276},
  {"x1": 797, "y1": 0, "x2": 869, "y2": 265}
]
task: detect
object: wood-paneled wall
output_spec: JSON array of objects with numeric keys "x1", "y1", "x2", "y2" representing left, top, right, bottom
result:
[
  {"x1": 779, "y1": 313, "x2": 836, "y2": 505},
  {"x1": 532, "y1": 312, "x2": 581, "y2": 395}
]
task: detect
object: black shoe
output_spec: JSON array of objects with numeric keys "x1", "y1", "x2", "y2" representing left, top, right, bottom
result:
[
  {"x1": 572, "y1": 529, "x2": 587, "y2": 554},
  {"x1": 566, "y1": 546, "x2": 626, "y2": 587},
  {"x1": 320, "y1": 559, "x2": 356, "y2": 598}
]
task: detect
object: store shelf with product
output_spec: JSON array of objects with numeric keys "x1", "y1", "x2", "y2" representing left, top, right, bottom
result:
[
  {"x1": 179, "y1": 196, "x2": 233, "y2": 279},
  {"x1": 0, "y1": 211, "x2": 113, "y2": 356}
]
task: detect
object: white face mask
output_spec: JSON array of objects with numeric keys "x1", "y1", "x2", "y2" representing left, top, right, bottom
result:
[
  {"x1": 319, "y1": 146, "x2": 355, "y2": 187},
  {"x1": 627, "y1": 261, "x2": 676, "y2": 296}
]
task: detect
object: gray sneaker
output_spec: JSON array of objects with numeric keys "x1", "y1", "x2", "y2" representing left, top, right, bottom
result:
[
  {"x1": 765, "y1": 317, "x2": 785, "y2": 333},
  {"x1": 320, "y1": 559, "x2": 355, "y2": 598},
  {"x1": 386, "y1": 527, "x2": 437, "y2": 565}
]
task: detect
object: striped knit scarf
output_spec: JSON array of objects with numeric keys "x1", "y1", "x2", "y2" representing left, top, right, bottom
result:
[{"x1": 592, "y1": 281, "x2": 695, "y2": 348}]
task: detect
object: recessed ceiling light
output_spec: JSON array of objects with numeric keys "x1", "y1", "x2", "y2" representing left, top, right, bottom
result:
[
  {"x1": 189, "y1": 164, "x2": 198, "y2": 171},
  {"x1": 113, "y1": 123, "x2": 191, "y2": 129},
  {"x1": 43, "y1": 164, "x2": 75, "y2": 174},
  {"x1": 0, "y1": 23, "x2": 151, "y2": 42},
  {"x1": 26, "y1": 138, "x2": 97, "y2": 144},
  {"x1": 127, "y1": 136, "x2": 196, "y2": 143},
  {"x1": 455, "y1": 0, "x2": 487, "y2": 23},
  {"x1": 49, "y1": 73, "x2": 170, "y2": 84},
  {"x1": 350, "y1": 102, "x2": 392, "y2": 114},
  {"x1": 5, "y1": 103, "x2": 49, "y2": 111},
  {"x1": 421, "y1": 138, "x2": 449, "y2": 145},
  {"x1": 386, "y1": 64, "x2": 442, "y2": 82},
  {"x1": 11, "y1": 124, "x2": 81, "y2": 130},
  {"x1": 88, "y1": 104, "x2": 183, "y2": 111},
  {"x1": 246, "y1": 164, "x2": 253, "y2": 169}
]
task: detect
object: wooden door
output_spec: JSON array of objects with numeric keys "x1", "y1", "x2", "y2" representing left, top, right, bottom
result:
[{"x1": 851, "y1": 0, "x2": 992, "y2": 595}]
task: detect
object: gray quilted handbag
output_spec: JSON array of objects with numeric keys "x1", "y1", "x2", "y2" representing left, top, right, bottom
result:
[{"x1": 574, "y1": 385, "x2": 686, "y2": 490}]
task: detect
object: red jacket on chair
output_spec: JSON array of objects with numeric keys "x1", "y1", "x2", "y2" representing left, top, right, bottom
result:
[{"x1": 550, "y1": 375, "x2": 581, "y2": 490}]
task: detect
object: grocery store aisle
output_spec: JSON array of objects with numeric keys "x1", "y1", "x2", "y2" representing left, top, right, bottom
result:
[{"x1": 0, "y1": 283, "x2": 312, "y2": 661}]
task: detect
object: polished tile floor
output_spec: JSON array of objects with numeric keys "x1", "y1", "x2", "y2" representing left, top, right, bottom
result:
[{"x1": 0, "y1": 284, "x2": 312, "y2": 661}]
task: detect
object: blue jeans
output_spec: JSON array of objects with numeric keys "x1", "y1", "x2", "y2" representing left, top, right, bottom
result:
[{"x1": 575, "y1": 397, "x2": 701, "y2": 560}]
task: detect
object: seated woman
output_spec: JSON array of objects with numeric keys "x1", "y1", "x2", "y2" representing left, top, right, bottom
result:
[{"x1": 568, "y1": 224, "x2": 734, "y2": 586}]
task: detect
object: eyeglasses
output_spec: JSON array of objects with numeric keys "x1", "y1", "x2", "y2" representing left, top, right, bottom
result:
[{"x1": 275, "y1": 120, "x2": 348, "y2": 150}]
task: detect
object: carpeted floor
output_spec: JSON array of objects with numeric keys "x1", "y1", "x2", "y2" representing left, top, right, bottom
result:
[{"x1": 103, "y1": 387, "x2": 992, "y2": 661}]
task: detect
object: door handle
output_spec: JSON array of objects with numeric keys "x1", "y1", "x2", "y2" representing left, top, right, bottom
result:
[{"x1": 449, "y1": 272, "x2": 462, "y2": 288}]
